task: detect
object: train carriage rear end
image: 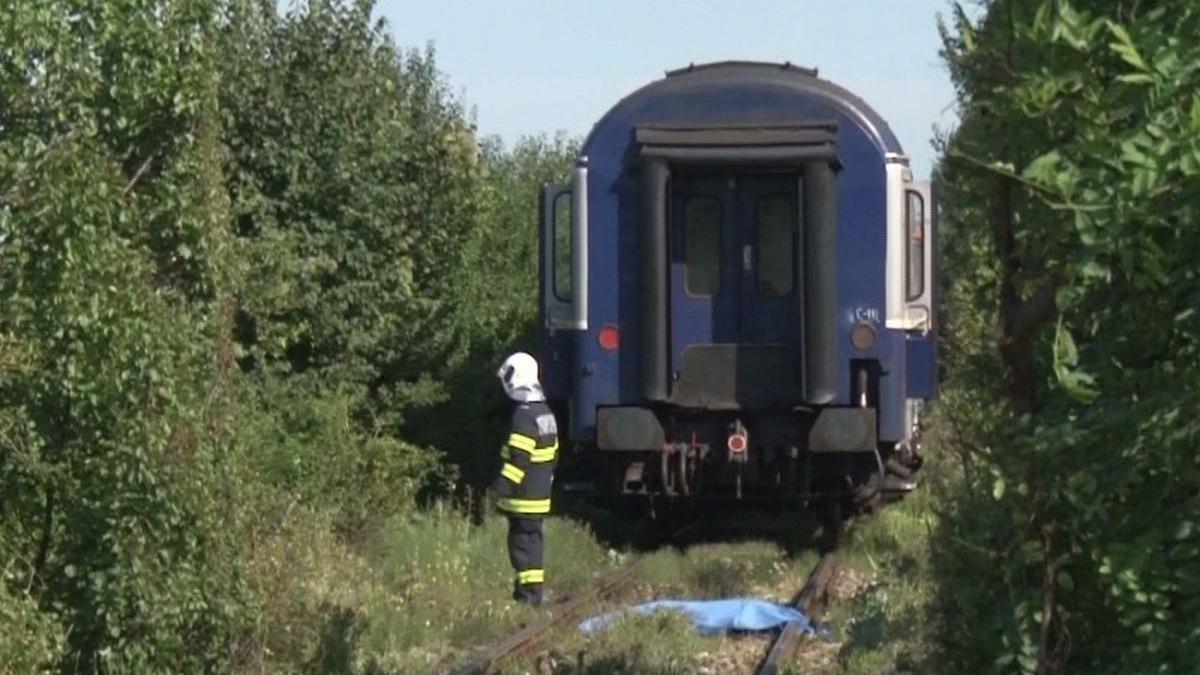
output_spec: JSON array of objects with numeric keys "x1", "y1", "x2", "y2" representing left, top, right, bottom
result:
[{"x1": 537, "y1": 61, "x2": 937, "y2": 510}]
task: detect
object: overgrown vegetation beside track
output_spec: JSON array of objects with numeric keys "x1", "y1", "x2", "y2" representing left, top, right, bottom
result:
[
  {"x1": 0, "y1": 0, "x2": 573, "y2": 671},
  {"x1": 826, "y1": 5, "x2": 1200, "y2": 673},
  {"x1": 926, "y1": 2, "x2": 1200, "y2": 673},
  {"x1": 244, "y1": 507, "x2": 613, "y2": 674}
]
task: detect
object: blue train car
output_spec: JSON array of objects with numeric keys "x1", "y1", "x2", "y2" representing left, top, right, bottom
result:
[{"x1": 537, "y1": 62, "x2": 936, "y2": 507}]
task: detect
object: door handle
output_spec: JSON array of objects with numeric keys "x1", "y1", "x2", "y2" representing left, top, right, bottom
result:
[{"x1": 743, "y1": 244, "x2": 752, "y2": 273}]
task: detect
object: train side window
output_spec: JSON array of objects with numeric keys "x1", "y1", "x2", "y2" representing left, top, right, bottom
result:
[
  {"x1": 905, "y1": 190, "x2": 925, "y2": 301},
  {"x1": 684, "y1": 196, "x2": 721, "y2": 296},
  {"x1": 553, "y1": 191, "x2": 572, "y2": 302},
  {"x1": 756, "y1": 195, "x2": 795, "y2": 297}
]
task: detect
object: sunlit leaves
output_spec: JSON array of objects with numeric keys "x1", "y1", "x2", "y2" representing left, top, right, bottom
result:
[
  {"x1": 933, "y1": 0, "x2": 1200, "y2": 672},
  {"x1": 0, "y1": 0, "x2": 483, "y2": 670},
  {"x1": 1106, "y1": 21, "x2": 1150, "y2": 72},
  {"x1": 219, "y1": 1, "x2": 485, "y2": 434},
  {"x1": 0, "y1": 0, "x2": 242, "y2": 668},
  {"x1": 1051, "y1": 319, "x2": 1098, "y2": 402}
]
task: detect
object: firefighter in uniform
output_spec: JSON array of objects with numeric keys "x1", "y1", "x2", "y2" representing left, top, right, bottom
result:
[{"x1": 493, "y1": 351, "x2": 558, "y2": 606}]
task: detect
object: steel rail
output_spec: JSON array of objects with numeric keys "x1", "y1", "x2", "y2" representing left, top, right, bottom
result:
[{"x1": 755, "y1": 541, "x2": 843, "y2": 675}]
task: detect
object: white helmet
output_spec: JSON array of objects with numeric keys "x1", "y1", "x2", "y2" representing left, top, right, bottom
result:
[{"x1": 497, "y1": 351, "x2": 544, "y2": 402}]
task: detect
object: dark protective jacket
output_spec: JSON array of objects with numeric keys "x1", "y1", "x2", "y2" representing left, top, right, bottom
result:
[{"x1": 494, "y1": 400, "x2": 558, "y2": 516}]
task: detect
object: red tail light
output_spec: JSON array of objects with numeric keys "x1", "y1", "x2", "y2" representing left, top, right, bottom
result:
[
  {"x1": 598, "y1": 325, "x2": 620, "y2": 351},
  {"x1": 727, "y1": 433, "x2": 747, "y2": 453}
]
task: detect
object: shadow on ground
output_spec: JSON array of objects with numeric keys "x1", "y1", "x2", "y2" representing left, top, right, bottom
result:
[{"x1": 556, "y1": 492, "x2": 828, "y2": 558}]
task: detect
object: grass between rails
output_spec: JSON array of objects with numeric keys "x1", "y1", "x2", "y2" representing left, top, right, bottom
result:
[
  {"x1": 247, "y1": 488, "x2": 939, "y2": 674},
  {"x1": 497, "y1": 494, "x2": 940, "y2": 675},
  {"x1": 500, "y1": 509, "x2": 825, "y2": 675}
]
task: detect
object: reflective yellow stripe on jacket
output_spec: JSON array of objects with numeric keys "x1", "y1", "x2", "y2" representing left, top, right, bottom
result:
[
  {"x1": 527, "y1": 443, "x2": 557, "y2": 463},
  {"x1": 498, "y1": 497, "x2": 551, "y2": 515},
  {"x1": 507, "y1": 433, "x2": 537, "y2": 452},
  {"x1": 507, "y1": 434, "x2": 557, "y2": 464},
  {"x1": 500, "y1": 462, "x2": 525, "y2": 484}
]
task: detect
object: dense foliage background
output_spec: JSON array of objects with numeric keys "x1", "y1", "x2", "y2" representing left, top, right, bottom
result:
[
  {"x1": 929, "y1": 1, "x2": 1200, "y2": 673},
  {"x1": 0, "y1": 0, "x2": 572, "y2": 671},
  {"x1": 1, "y1": 0, "x2": 1196, "y2": 673}
]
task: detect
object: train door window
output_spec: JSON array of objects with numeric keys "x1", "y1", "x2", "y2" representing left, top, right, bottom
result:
[
  {"x1": 553, "y1": 191, "x2": 572, "y2": 301},
  {"x1": 905, "y1": 190, "x2": 925, "y2": 301},
  {"x1": 756, "y1": 195, "x2": 795, "y2": 297},
  {"x1": 684, "y1": 196, "x2": 721, "y2": 296}
]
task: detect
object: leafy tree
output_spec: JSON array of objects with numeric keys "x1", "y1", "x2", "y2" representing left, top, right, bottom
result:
[
  {"x1": 931, "y1": 1, "x2": 1200, "y2": 673},
  {"x1": 219, "y1": 0, "x2": 483, "y2": 434},
  {"x1": 406, "y1": 134, "x2": 579, "y2": 492},
  {"x1": 1, "y1": 1, "x2": 246, "y2": 670},
  {"x1": 0, "y1": 0, "x2": 593, "y2": 670}
]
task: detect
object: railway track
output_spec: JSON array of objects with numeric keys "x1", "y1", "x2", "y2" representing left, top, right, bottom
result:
[
  {"x1": 755, "y1": 548, "x2": 841, "y2": 675},
  {"x1": 754, "y1": 503, "x2": 861, "y2": 675},
  {"x1": 443, "y1": 512, "x2": 848, "y2": 675}
]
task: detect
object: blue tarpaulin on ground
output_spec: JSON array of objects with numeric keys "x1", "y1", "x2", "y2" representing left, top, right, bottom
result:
[{"x1": 578, "y1": 599, "x2": 815, "y2": 636}]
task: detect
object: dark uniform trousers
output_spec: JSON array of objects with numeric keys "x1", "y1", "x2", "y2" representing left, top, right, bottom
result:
[
  {"x1": 506, "y1": 516, "x2": 544, "y2": 603},
  {"x1": 493, "y1": 400, "x2": 558, "y2": 605}
]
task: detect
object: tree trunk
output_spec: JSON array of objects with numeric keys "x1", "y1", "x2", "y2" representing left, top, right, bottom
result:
[
  {"x1": 993, "y1": 175, "x2": 1035, "y2": 413},
  {"x1": 1035, "y1": 525, "x2": 1061, "y2": 675}
]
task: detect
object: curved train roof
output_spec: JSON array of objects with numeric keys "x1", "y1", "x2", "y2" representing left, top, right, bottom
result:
[{"x1": 583, "y1": 60, "x2": 903, "y2": 158}]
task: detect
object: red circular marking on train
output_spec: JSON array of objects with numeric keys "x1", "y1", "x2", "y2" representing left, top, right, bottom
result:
[
  {"x1": 728, "y1": 434, "x2": 747, "y2": 452},
  {"x1": 598, "y1": 325, "x2": 620, "y2": 351}
]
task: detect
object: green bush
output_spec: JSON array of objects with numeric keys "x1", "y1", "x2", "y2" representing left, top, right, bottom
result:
[
  {"x1": 0, "y1": 0, "x2": 248, "y2": 669},
  {"x1": 219, "y1": 0, "x2": 484, "y2": 434},
  {"x1": 0, "y1": 0, "x2": 523, "y2": 670},
  {"x1": 235, "y1": 379, "x2": 441, "y2": 536},
  {"x1": 404, "y1": 134, "x2": 578, "y2": 488},
  {"x1": 0, "y1": 582, "x2": 66, "y2": 675},
  {"x1": 929, "y1": 2, "x2": 1200, "y2": 673}
]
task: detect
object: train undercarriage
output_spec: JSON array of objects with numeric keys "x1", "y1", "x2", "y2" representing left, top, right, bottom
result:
[{"x1": 572, "y1": 405, "x2": 925, "y2": 516}]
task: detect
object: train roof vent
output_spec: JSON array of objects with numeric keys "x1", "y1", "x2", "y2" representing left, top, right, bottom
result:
[{"x1": 665, "y1": 60, "x2": 819, "y2": 78}]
